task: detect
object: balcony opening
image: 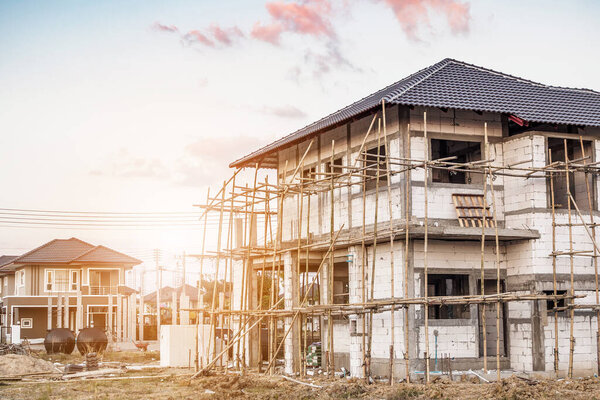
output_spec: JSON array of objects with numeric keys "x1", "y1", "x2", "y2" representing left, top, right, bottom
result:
[
  {"x1": 431, "y1": 139, "x2": 481, "y2": 184},
  {"x1": 547, "y1": 138, "x2": 594, "y2": 210},
  {"x1": 332, "y1": 262, "x2": 349, "y2": 305},
  {"x1": 90, "y1": 270, "x2": 118, "y2": 295}
]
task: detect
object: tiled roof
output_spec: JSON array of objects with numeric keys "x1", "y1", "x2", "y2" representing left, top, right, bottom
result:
[
  {"x1": 230, "y1": 58, "x2": 600, "y2": 168},
  {"x1": 10, "y1": 238, "x2": 141, "y2": 266},
  {"x1": 72, "y1": 245, "x2": 141, "y2": 264},
  {"x1": 0, "y1": 255, "x2": 19, "y2": 273},
  {"x1": 0, "y1": 255, "x2": 18, "y2": 268},
  {"x1": 13, "y1": 238, "x2": 94, "y2": 264}
]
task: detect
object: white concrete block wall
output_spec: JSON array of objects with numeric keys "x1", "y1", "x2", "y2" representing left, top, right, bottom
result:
[
  {"x1": 417, "y1": 325, "x2": 478, "y2": 359},
  {"x1": 543, "y1": 314, "x2": 598, "y2": 375},
  {"x1": 412, "y1": 240, "x2": 506, "y2": 273}
]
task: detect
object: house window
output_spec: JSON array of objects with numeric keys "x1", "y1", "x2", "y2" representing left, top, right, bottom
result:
[
  {"x1": 431, "y1": 139, "x2": 481, "y2": 184},
  {"x1": 17, "y1": 270, "x2": 25, "y2": 287},
  {"x1": 20, "y1": 318, "x2": 33, "y2": 329},
  {"x1": 547, "y1": 138, "x2": 594, "y2": 210},
  {"x1": 301, "y1": 166, "x2": 316, "y2": 181},
  {"x1": 544, "y1": 290, "x2": 567, "y2": 312},
  {"x1": 363, "y1": 145, "x2": 387, "y2": 190},
  {"x1": 45, "y1": 269, "x2": 79, "y2": 292},
  {"x1": 46, "y1": 270, "x2": 54, "y2": 291},
  {"x1": 428, "y1": 274, "x2": 470, "y2": 319},
  {"x1": 325, "y1": 156, "x2": 343, "y2": 176},
  {"x1": 70, "y1": 270, "x2": 80, "y2": 291}
]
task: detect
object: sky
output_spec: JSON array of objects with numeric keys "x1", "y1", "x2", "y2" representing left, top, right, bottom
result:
[{"x1": 1, "y1": 0, "x2": 599, "y2": 290}]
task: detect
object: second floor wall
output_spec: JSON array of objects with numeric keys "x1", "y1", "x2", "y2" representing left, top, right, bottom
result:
[
  {"x1": 4, "y1": 264, "x2": 126, "y2": 297},
  {"x1": 276, "y1": 105, "x2": 600, "y2": 244}
]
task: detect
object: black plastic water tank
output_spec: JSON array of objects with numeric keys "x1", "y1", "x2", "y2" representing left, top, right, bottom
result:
[
  {"x1": 44, "y1": 328, "x2": 76, "y2": 354},
  {"x1": 76, "y1": 327, "x2": 108, "y2": 355}
]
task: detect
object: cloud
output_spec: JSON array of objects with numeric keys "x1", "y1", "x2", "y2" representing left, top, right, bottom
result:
[
  {"x1": 175, "y1": 136, "x2": 268, "y2": 185},
  {"x1": 91, "y1": 149, "x2": 170, "y2": 180},
  {"x1": 183, "y1": 30, "x2": 215, "y2": 47},
  {"x1": 251, "y1": 0, "x2": 336, "y2": 45},
  {"x1": 152, "y1": 22, "x2": 179, "y2": 33},
  {"x1": 379, "y1": 0, "x2": 470, "y2": 41},
  {"x1": 254, "y1": 104, "x2": 308, "y2": 119},
  {"x1": 304, "y1": 42, "x2": 361, "y2": 78},
  {"x1": 209, "y1": 25, "x2": 245, "y2": 45}
]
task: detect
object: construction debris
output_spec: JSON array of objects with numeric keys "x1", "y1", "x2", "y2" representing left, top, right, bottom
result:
[{"x1": 0, "y1": 354, "x2": 59, "y2": 378}]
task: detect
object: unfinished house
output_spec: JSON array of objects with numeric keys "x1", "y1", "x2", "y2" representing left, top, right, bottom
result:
[{"x1": 196, "y1": 58, "x2": 600, "y2": 381}]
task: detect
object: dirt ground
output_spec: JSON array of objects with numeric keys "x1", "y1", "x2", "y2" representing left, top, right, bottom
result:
[
  {"x1": 2, "y1": 351, "x2": 600, "y2": 399},
  {"x1": 2, "y1": 371, "x2": 600, "y2": 400}
]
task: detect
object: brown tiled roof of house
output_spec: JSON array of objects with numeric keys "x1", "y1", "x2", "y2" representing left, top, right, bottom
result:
[
  {"x1": 72, "y1": 245, "x2": 141, "y2": 264},
  {"x1": 10, "y1": 238, "x2": 141, "y2": 266},
  {"x1": 12, "y1": 238, "x2": 94, "y2": 264}
]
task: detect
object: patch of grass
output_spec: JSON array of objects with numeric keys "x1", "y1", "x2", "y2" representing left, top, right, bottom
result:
[{"x1": 386, "y1": 387, "x2": 423, "y2": 400}]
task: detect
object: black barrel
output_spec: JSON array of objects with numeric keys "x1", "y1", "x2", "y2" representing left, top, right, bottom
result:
[
  {"x1": 76, "y1": 327, "x2": 108, "y2": 355},
  {"x1": 44, "y1": 328, "x2": 76, "y2": 354}
]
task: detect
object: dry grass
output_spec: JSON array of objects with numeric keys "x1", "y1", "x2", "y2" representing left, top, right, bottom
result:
[
  {"x1": 35, "y1": 350, "x2": 159, "y2": 365},
  {"x1": 2, "y1": 370, "x2": 600, "y2": 400}
]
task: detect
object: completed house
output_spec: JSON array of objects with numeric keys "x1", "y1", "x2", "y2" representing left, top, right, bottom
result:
[{"x1": 0, "y1": 237, "x2": 141, "y2": 343}]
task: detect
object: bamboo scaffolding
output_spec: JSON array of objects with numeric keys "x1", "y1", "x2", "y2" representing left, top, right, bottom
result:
[{"x1": 189, "y1": 115, "x2": 600, "y2": 385}]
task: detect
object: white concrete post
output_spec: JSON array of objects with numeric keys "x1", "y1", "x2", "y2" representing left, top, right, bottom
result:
[
  {"x1": 283, "y1": 251, "x2": 300, "y2": 375},
  {"x1": 116, "y1": 294, "x2": 122, "y2": 341},
  {"x1": 57, "y1": 293, "x2": 63, "y2": 329},
  {"x1": 47, "y1": 296, "x2": 53, "y2": 331}
]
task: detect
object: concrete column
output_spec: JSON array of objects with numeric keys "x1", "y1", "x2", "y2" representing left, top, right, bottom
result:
[
  {"x1": 283, "y1": 251, "x2": 300, "y2": 375},
  {"x1": 116, "y1": 294, "x2": 122, "y2": 341},
  {"x1": 76, "y1": 290, "x2": 83, "y2": 332},
  {"x1": 129, "y1": 294, "x2": 136, "y2": 341},
  {"x1": 57, "y1": 293, "x2": 63, "y2": 328},
  {"x1": 108, "y1": 294, "x2": 113, "y2": 338},
  {"x1": 347, "y1": 245, "x2": 365, "y2": 377},
  {"x1": 63, "y1": 295, "x2": 69, "y2": 329},
  {"x1": 139, "y1": 292, "x2": 144, "y2": 342},
  {"x1": 47, "y1": 297, "x2": 53, "y2": 331},
  {"x1": 320, "y1": 259, "x2": 330, "y2": 360}
]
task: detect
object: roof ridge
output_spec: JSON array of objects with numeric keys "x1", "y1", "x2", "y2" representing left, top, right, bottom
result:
[
  {"x1": 71, "y1": 244, "x2": 142, "y2": 264},
  {"x1": 385, "y1": 58, "x2": 453, "y2": 102},
  {"x1": 12, "y1": 238, "x2": 62, "y2": 264},
  {"x1": 447, "y1": 59, "x2": 600, "y2": 95}
]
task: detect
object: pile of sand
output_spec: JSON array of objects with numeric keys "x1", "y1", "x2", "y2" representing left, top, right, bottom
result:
[{"x1": 0, "y1": 354, "x2": 58, "y2": 376}]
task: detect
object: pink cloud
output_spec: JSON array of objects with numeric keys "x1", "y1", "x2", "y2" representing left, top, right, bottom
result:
[
  {"x1": 208, "y1": 25, "x2": 245, "y2": 45},
  {"x1": 152, "y1": 22, "x2": 179, "y2": 33},
  {"x1": 251, "y1": 22, "x2": 285, "y2": 45},
  {"x1": 184, "y1": 30, "x2": 215, "y2": 47},
  {"x1": 380, "y1": 0, "x2": 470, "y2": 41},
  {"x1": 251, "y1": 0, "x2": 336, "y2": 45}
]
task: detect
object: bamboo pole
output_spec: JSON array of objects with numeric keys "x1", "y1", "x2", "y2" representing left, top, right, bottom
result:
[
  {"x1": 382, "y1": 100, "x2": 396, "y2": 384},
  {"x1": 328, "y1": 140, "x2": 335, "y2": 376},
  {"x1": 367, "y1": 121, "x2": 382, "y2": 379},
  {"x1": 404, "y1": 124, "x2": 411, "y2": 383},
  {"x1": 297, "y1": 160, "x2": 305, "y2": 375},
  {"x1": 225, "y1": 175, "x2": 236, "y2": 371},
  {"x1": 549, "y1": 149, "x2": 559, "y2": 374},
  {"x1": 486, "y1": 128, "x2": 502, "y2": 382},
  {"x1": 480, "y1": 122, "x2": 489, "y2": 374},
  {"x1": 361, "y1": 131, "x2": 368, "y2": 381},
  {"x1": 195, "y1": 188, "x2": 211, "y2": 372},
  {"x1": 565, "y1": 140, "x2": 575, "y2": 379},
  {"x1": 209, "y1": 181, "x2": 226, "y2": 365},
  {"x1": 423, "y1": 111, "x2": 430, "y2": 384}
]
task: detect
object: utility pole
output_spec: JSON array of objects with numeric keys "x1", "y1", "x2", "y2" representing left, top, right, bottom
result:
[{"x1": 154, "y1": 249, "x2": 161, "y2": 340}]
